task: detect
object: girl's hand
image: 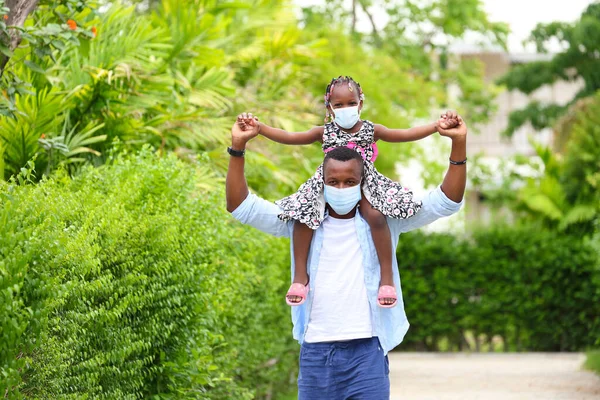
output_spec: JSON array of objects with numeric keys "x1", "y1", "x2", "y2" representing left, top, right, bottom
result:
[
  {"x1": 232, "y1": 114, "x2": 260, "y2": 146},
  {"x1": 437, "y1": 115, "x2": 467, "y2": 141},
  {"x1": 437, "y1": 110, "x2": 459, "y2": 130},
  {"x1": 237, "y1": 112, "x2": 260, "y2": 132}
]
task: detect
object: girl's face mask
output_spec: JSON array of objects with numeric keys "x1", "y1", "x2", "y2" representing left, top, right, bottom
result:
[{"x1": 332, "y1": 106, "x2": 360, "y2": 129}]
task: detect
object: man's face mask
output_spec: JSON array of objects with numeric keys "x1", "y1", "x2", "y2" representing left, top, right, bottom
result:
[
  {"x1": 324, "y1": 183, "x2": 362, "y2": 215},
  {"x1": 333, "y1": 106, "x2": 360, "y2": 129}
]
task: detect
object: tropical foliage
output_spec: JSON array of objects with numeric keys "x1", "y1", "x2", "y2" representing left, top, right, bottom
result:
[
  {"x1": 497, "y1": 1, "x2": 600, "y2": 136},
  {"x1": 498, "y1": 92, "x2": 600, "y2": 235},
  {"x1": 0, "y1": 0, "x2": 506, "y2": 199},
  {"x1": 481, "y1": 24, "x2": 600, "y2": 358},
  {"x1": 468, "y1": 88, "x2": 600, "y2": 236}
]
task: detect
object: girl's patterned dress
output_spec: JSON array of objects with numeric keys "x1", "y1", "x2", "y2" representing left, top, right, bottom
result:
[{"x1": 275, "y1": 120, "x2": 422, "y2": 228}]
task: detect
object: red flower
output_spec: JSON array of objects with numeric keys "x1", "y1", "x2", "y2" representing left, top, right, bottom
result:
[
  {"x1": 91, "y1": 26, "x2": 97, "y2": 38},
  {"x1": 67, "y1": 19, "x2": 77, "y2": 30}
]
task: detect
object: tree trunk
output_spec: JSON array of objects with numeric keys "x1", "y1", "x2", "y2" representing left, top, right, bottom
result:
[
  {"x1": 351, "y1": 0, "x2": 357, "y2": 34},
  {"x1": 460, "y1": 331, "x2": 471, "y2": 351},
  {"x1": 0, "y1": 0, "x2": 40, "y2": 73},
  {"x1": 358, "y1": 0, "x2": 382, "y2": 47}
]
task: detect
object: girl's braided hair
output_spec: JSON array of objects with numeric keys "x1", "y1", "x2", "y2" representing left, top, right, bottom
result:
[
  {"x1": 323, "y1": 76, "x2": 364, "y2": 122},
  {"x1": 323, "y1": 76, "x2": 364, "y2": 107}
]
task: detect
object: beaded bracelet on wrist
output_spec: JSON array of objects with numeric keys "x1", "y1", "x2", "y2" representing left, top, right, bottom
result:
[{"x1": 449, "y1": 157, "x2": 467, "y2": 165}]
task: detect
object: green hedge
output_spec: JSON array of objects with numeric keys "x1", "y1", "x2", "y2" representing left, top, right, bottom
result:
[
  {"x1": 397, "y1": 228, "x2": 600, "y2": 352},
  {"x1": 0, "y1": 150, "x2": 297, "y2": 399}
]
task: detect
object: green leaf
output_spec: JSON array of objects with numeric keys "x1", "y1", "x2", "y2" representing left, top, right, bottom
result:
[
  {"x1": 24, "y1": 60, "x2": 46, "y2": 74},
  {"x1": 79, "y1": 38, "x2": 90, "y2": 58},
  {"x1": 521, "y1": 193, "x2": 563, "y2": 221},
  {"x1": 51, "y1": 40, "x2": 66, "y2": 51},
  {"x1": 39, "y1": 23, "x2": 62, "y2": 36},
  {"x1": 559, "y1": 204, "x2": 598, "y2": 230},
  {"x1": 0, "y1": 44, "x2": 12, "y2": 58}
]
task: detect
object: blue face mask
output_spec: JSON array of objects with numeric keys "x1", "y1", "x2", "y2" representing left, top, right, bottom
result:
[
  {"x1": 324, "y1": 183, "x2": 362, "y2": 215},
  {"x1": 333, "y1": 106, "x2": 360, "y2": 129}
]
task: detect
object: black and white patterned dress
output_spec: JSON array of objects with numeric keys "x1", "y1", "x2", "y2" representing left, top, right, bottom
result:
[{"x1": 275, "y1": 120, "x2": 421, "y2": 229}]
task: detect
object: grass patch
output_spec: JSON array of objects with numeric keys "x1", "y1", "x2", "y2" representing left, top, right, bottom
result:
[{"x1": 584, "y1": 351, "x2": 600, "y2": 376}]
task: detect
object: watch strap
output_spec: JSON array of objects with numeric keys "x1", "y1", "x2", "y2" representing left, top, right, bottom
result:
[
  {"x1": 449, "y1": 157, "x2": 467, "y2": 165},
  {"x1": 227, "y1": 146, "x2": 245, "y2": 157}
]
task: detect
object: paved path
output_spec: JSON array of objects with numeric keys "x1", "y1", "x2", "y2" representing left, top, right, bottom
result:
[{"x1": 389, "y1": 352, "x2": 600, "y2": 400}]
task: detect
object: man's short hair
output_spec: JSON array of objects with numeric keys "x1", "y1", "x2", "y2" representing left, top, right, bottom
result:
[{"x1": 323, "y1": 146, "x2": 364, "y2": 169}]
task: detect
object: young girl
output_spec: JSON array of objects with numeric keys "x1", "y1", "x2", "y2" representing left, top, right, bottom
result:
[{"x1": 238, "y1": 76, "x2": 458, "y2": 308}]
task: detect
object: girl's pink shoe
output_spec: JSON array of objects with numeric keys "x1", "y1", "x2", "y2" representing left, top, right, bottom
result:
[
  {"x1": 286, "y1": 283, "x2": 309, "y2": 306},
  {"x1": 377, "y1": 285, "x2": 397, "y2": 308}
]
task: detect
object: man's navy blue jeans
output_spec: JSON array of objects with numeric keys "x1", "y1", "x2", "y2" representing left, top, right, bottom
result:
[{"x1": 298, "y1": 337, "x2": 390, "y2": 399}]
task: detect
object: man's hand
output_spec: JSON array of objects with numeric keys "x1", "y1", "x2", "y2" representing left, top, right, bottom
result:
[
  {"x1": 437, "y1": 115, "x2": 467, "y2": 141},
  {"x1": 232, "y1": 112, "x2": 260, "y2": 149}
]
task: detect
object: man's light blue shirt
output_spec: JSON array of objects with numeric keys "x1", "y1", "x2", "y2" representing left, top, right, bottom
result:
[{"x1": 231, "y1": 186, "x2": 463, "y2": 354}]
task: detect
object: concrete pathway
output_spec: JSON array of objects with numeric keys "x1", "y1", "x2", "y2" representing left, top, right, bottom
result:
[{"x1": 389, "y1": 352, "x2": 600, "y2": 400}]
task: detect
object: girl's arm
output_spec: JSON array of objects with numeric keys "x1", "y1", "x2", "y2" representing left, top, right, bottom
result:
[
  {"x1": 374, "y1": 110, "x2": 459, "y2": 143},
  {"x1": 374, "y1": 122, "x2": 438, "y2": 143},
  {"x1": 259, "y1": 123, "x2": 324, "y2": 145},
  {"x1": 237, "y1": 113, "x2": 323, "y2": 145}
]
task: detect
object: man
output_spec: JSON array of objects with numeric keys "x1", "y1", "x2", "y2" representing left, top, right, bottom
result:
[{"x1": 226, "y1": 113, "x2": 467, "y2": 399}]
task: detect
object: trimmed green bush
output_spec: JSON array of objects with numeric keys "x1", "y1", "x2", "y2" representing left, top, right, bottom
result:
[
  {"x1": 0, "y1": 149, "x2": 297, "y2": 399},
  {"x1": 396, "y1": 233, "x2": 471, "y2": 351},
  {"x1": 397, "y1": 228, "x2": 600, "y2": 352}
]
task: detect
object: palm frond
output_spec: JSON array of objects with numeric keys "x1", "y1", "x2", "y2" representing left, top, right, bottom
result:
[
  {"x1": 559, "y1": 204, "x2": 599, "y2": 230},
  {"x1": 518, "y1": 184, "x2": 564, "y2": 222}
]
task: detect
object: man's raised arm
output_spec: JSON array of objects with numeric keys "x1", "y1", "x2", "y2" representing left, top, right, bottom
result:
[
  {"x1": 225, "y1": 114, "x2": 290, "y2": 238},
  {"x1": 226, "y1": 115, "x2": 259, "y2": 212},
  {"x1": 438, "y1": 115, "x2": 467, "y2": 203},
  {"x1": 390, "y1": 115, "x2": 467, "y2": 234}
]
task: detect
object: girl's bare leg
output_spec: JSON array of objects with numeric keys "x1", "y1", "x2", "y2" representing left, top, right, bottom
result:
[
  {"x1": 288, "y1": 221, "x2": 313, "y2": 303},
  {"x1": 359, "y1": 197, "x2": 396, "y2": 306}
]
